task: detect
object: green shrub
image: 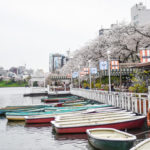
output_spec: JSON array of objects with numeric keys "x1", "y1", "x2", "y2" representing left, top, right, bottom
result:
[
  {"x1": 103, "y1": 85, "x2": 109, "y2": 91},
  {"x1": 128, "y1": 82, "x2": 148, "y2": 93},
  {"x1": 95, "y1": 83, "x2": 101, "y2": 89}
]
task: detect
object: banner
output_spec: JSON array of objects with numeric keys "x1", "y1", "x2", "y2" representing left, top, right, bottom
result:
[
  {"x1": 111, "y1": 60, "x2": 119, "y2": 70},
  {"x1": 67, "y1": 74, "x2": 71, "y2": 78},
  {"x1": 80, "y1": 71, "x2": 85, "y2": 77},
  {"x1": 140, "y1": 49, "x2": 150, "y2": 63},
  {"x1": 72, "y1": 72, "x2": 78, "y2": 78},
  {"x1": 90, "y1": 68, "x2": 97, "y2": 74},
  {"x1": 99, "y1": 61, "x2": 108, "y2": 70},
  {"x1": 83, "y1": 68, "x2": 90, "y2": 74}
]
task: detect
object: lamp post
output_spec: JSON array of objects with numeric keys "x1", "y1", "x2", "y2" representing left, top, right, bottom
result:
[
  {"x1": 107, "y1": 50, "x2": 111, "y2": 92},
  {"x1": 78, "y1": 65, "x2": 80, "y2": 88},
  {"x1": 88, "y1": 60, "x2": 91, "y2": 89},
  {"x1": 71, "y1": 69, "x2": 73, "y2": 88}
]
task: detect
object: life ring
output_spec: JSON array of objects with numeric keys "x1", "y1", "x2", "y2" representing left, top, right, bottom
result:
[{"x1": 147, "y1": 108, "x2": 150, "y2": 127}]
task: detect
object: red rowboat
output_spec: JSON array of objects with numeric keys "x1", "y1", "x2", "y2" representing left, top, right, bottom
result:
[
  {"x1": 25, "y1": 114, "x2": 56, "y2": 124},
  {"x1": 52, "y1": 116, "x2": 146, "y2": 134}
]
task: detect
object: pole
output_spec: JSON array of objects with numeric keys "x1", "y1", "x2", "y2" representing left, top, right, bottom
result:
[
  {"x1": 120, "y1": 64, "x2": 122, "y2": 91},
  {"x1": 90, "y1": 70, "x2": 91, "y2": 89},
  {"x1": 89, "y1": 60, "x2": 91, "y2": 89},
  {"x1": 71, "y1": 69, "x2": 73, "y2": 88},
  {"x1": 107, "y1": 52, "x2": 111, "y2": 92},
  {"x1": 78, "y1": 65, "x2": 80, "y2": 88}
]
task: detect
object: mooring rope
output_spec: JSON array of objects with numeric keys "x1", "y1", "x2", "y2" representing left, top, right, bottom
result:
[{"x1": 135, "y1": 130, "x2": 150, "y2": 136}]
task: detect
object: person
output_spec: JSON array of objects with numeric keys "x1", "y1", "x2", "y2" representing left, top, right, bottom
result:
[
  {"x1": 111, "y1": 84, "x2": 115, "y2": 91},
  {"x1": 85, "y1": 86, "x2": 89, "y2": 89}
]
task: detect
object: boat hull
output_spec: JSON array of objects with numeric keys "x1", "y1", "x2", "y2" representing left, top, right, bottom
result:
[
  {"x1": 54, "y1": 117, "x2": 145, "y2": 134},
  {"x1": 88, "y1": 135, "x2": 134, "y2": 150},
  {"x1": 130, "y1": 138, "x2": 150, "y2": 150},
  {"x1": 7, "y1": 115, "x2": 25, "y2": 121},
  {"x1": 25, "y1": 117, "x2": 54, "y2": 124}
]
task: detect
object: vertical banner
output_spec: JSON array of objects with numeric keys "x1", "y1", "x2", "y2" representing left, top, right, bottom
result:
[
  {"x1": 90, "y1": 68, "x2": 97, "y2": 74},
  {"x1": 80, "y1": 71, "x2": 85, "y2": 77},
  {"x1": 72, "y1": 72, "x2": 78, "y2": 78},
  {"x1": 111, "y1": 60, "x2": 119, "y2": 70},
  {"x1": 67, "y1": 74, "x2": 71, "y2": 78},
  {"x1": 99, "y1": 61, "x2": 108, "y2": 70},
  {"x1": 140, "y1": 49, "x2": 150, "y2": 63},
  {"x1": 83, "y1": 68, "x2": 90, "y2": 74}
]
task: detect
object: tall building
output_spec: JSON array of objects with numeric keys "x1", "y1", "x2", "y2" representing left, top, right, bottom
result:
[
  {"x1": 131, "y1": 2, "x2": 150, "y2": 26},
  {"x1": 49, "y1": 53, "x2": 68, "y2": 73}
]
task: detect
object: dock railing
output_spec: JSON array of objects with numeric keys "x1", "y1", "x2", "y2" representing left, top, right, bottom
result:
[{"x1": 71, "y1": 88, "x2": 149, "y2": 116}]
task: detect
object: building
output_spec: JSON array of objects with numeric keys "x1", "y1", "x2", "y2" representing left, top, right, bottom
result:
[
  {"x1": 131, "y1": 2, "x2": 150, "y2": 26},
  {"x1": 99, "y1": 28, "x2": 111, "y2": 36},
  {"x1": 49, "y1": 53, "x2": 68, "y2": 73},
  {"x1": 0, "y1": 67, "x2": 7, "y2": 77}
]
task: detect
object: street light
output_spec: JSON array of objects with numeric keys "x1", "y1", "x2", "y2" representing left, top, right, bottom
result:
[
  {"x1": 88, "y1": 60, "x2": 91, "y2": 89},
  {"x1": 78, "y1": 65, "x2": 80, "y2": 88},
  {"x1": 69, "y1": 56, "x2": 73, "y2": 89},
  {"x1": 71, "y1": 69, "x2": 73, "y2": 88},
  {"x1": 107, "y1": 50, "x2": 111, "y2": 92}
]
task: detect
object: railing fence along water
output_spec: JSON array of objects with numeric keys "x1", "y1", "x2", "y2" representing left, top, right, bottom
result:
[{"x1": 71, "y1": 88, "x2": 150, "y2": 116}]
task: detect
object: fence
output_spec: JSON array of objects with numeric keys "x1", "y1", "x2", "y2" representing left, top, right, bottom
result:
[{"x1": 71, "y1": 88, "x2": 150, "y2": 116}]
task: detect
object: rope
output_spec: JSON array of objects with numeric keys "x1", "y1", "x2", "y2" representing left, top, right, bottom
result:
[{"x1": 135, "y1": 130, "x2": 150, "y2": 136}]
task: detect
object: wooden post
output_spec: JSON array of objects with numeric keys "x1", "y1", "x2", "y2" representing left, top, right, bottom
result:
[{"x1": 148, "y1": 86, "x2": 150, "y2": 109}]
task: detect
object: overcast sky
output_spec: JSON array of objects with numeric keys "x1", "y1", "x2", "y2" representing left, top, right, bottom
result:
[{"x1": 0, "y1": 0, "x2": 150, "y2": 72}]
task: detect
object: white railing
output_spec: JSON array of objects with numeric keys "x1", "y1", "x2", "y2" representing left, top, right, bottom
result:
[
  {"x1": 47, "y1": 85, "x2": 70, "y2": 92},
  {"x1": 71, "y1": 88, "x2": 149, "y2": 116}
]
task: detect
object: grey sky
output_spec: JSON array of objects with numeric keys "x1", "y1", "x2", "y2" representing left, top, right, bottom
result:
[{"x1": 0, "y1": 0, "x2": 150, "y2": 72}]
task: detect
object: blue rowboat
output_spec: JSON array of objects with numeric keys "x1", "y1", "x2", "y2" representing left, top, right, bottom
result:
[
  {"x1": 41, "y1": 96, "x2": 78, "y2": 102},
  {"x1": 6, "y1": 104, "x2": 111, "y2": 116},
  {"x1": 0, "y1": 105, "x2": 53, "y2": 115},
  {"x1": 6, "y1": 104, "x2": 111, "y2": 121},
  {"x1": 6, "y1": 107, "x2": 88, "y2": 121}
]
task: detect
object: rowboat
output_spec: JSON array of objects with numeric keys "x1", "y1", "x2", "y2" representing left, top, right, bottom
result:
[
  {"x1": 54, "y1": 111, "x2": 134, "y2": 122},
  {"x1": 24, "y1": 105, "x2": 113, "y2": 123},
  {"x1": 6, "y1": 105, "x2": 111, "y2": 121},
  {"x1": 42, "y1": 96, "x2": 79, "y2": 103},
  {"x1": 0, "y1": 105, "x2": 48, "y2": 115},
  {"x1": 86, "y1": 128, "x2": 136, "y2": 150},
  {"x1": 41, "y1": 96, "x2": 78, "y2": 102},
  {"x1": 6, "y1": 104, "x2": 110, "y2": 116},
  {"x1": 60, "y1": 101, "x2": 89, "y2": 107},
  {"x1": 6, "y1": 107, "x2": 88, "y2": 121},
  {"x1": 130, "y1": 138, "x2": 150, "y2": 150},
  {"x1": 52, "y1": 115, "x2": 146, "y2": 134},
  {"x1": 45, "y1": 104, "x2": 111, "y2": 111}
]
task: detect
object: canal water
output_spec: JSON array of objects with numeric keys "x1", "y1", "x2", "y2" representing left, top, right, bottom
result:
[{"x1": 0, "y1": 87, "x2": 150, "y2": 150}]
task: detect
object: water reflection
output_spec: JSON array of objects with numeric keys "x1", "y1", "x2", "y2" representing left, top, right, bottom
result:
[
  {"x1": 25, "y1": 123, "x2": 51, "y2": 128},
  {"x1": 7, "y1": 121, "x2": 25, "y2": 127},
  {"x1": 54, "y1": 133, "x2": 88, "y2": 141}
]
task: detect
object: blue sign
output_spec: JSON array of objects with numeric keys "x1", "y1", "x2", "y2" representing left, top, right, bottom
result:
[
  {"x1": 90, "y1": 68, "x2": 97, "y2": 74},
  {"x1": 72, "y1": 72, "x2": 78, "y2": 78},
  {"x1": 99, "y1": 61, "x2": 108, "y2": 70}
]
